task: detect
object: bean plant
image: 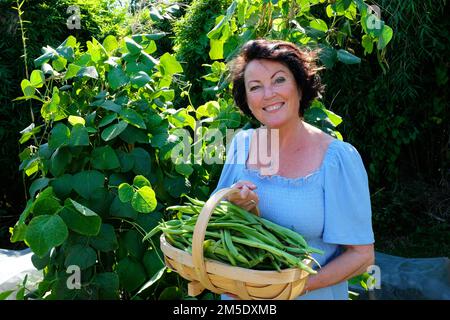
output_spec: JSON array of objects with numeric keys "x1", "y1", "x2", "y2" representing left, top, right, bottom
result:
[{"x1": 10, "y1": 34, "x2": 244, "y2": 299}]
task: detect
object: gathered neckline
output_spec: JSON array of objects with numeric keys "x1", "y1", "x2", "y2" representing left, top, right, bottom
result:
[{"x1": 242, "y1": 128, "x2": 340, "y2": 183}]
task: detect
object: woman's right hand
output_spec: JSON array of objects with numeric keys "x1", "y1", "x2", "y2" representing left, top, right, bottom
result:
[{"x1": 227, "y1": 180, "x2": 259, "y2": 213}]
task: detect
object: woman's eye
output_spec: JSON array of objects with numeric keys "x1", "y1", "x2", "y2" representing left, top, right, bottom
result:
[
  {"x1": 249, "y1": 85, "x2": 261, "y2": 91},
  {"x1": 275, "y1": 77, "x2": 286, "y2": 84}
]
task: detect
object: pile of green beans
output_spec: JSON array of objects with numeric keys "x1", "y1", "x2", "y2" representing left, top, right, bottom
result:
[{"x1": 144, "y1": 196, "x2": 323, "y2": 275}]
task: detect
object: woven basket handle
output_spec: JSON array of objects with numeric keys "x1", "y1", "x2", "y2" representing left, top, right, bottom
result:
[{"x1": 191, "y1": 187, "x2": 260, "y2": 293}]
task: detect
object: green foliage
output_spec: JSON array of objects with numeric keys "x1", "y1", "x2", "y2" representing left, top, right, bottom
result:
[
  {"x1": 0, "y1": 0, "x2": 127, "y2": 249},
  {"x1": 11, "y1": 31, "x2": 248, "y2": 299},
  {"x1": 200, "y1": 0, "x2": 393, "y2": 139},
  {"x1": 10, "y1": 35, "x2": 187, "y2": 299},
  {"x1": 320, "y1": 0, "x2": 449, "y2": 188},
  {"x1": 172, "y1": 0, "x2": 232, "y2": 107}
]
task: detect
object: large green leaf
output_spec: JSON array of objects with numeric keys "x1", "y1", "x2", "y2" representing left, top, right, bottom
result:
[
  {"x1": 25, "y1": 215, "x2": 68, "y2": 257},
  {"x1": 377, "y1": 25, "x2": 393, "y2": 50},
  {"x1": 72, "y1": 170, "x2": 105, "y2": 199},
  {"x1": 49, "y1": 123, "x2": 70, "y2": 149},
  {"x1": 133, "y1": 175, "x2": 151, "y2": 188},
  {"x1": 50, "y1": 147, "x2": 72, "y2": 177},
  {"x1": 52, "y1": 56, "x2": 67, "y2": 72},
  {"x1": 175, "y1": 163, "x2": 194, "y2": 177},
  {"x1": 9, "y1": 222, "x2": 27, "y2": 243},
  {"x1": 64, "y1": 64, "x2": 82, "y2": 80},
  {"x1": 101, "y1": 121, "x2": 128, "y2": 141},
  {"x1": 107, "y1": 66, "x2": 129, "y2": 90},
  {"x1": 120, "y1": 109, "x2": 147, "y2": 129},
  {"x1": 31, "y1": 251, "x2": 50, "y2": 270},
  {"x1": 131, "y1": 148, "x2": 151, "y2": 176},
  {"x1": 77, "y1": 66, "x2": 98, "y2": 79},
  {"x1": 84, "y1": 187, "x2": 112, "y2": 219},
  {"x1": 362, "y1": 34, "x2": 374, "y2": 54},
  {"x1": 163, "y1": 176, "x2": 190, "y2": 198},
  {"x1": 337, "y1": 49, "x2": 361, "y2": 64},
  {"x1": 94, "y1": 272, "x2": 120, "y2": 299},
  {"x1": 119, "y1": 126, "x2": 149, "y2": 144},
  {"x1": 136, "y1": 211, "x2": 163, "y2": 234},
  {"x1": 136, "y1": 266, "x2": 166, "y2": 295},
  {"x1": 99, "y1": 113, "x2": 118, "y2": 127},
  {"x1": 159, "y1": 53, "x2": 183, "y2": 76},
  {"x1": 142, "y1": 249, "x2": 165, "y2": 278},
  {"x1": 51, "y1": 174, "x2": 73, "y2": 198},
  {"x1": 100, "y1": 100, "x2": 122, "y2": 113},
  {"x1": 120, "y1": 230, "x2": 145, "y2": 259},
  {"x1": 68, "y1": 116, "x2": 85, "y2": 126},
  {"x1": 64, "y1": 244, "x2": 97, "y2": 270},
  {"x1": 91, "y1": 146, "x2": 120, "y2": 170},
  {"x1": 116, "y1": 150, "x2": 135, "y2": 173},
  {"x1": 109, "y1": 196, "x2": 138, "y2": 220},
  {"x1": 209, "y1": 39, "x2": 225, "y2": 60},
  {"x1": 118, "y1": 183, "x2": 134, "y2": 202},
  {"x1": 130, "y1": 71, "x2": 151, "y2": 88},
  {"x1": 116, "y1": 257, "x2": 147, "y2": 292},
  {"x1": 169, "y1": 109, "x2": 196, "y2": 131},
  {"x1": 310, "y1": 19, "x2": 328, "y2": 32},
  {"x1": 125, "y1": 38, "x2": 143, "y2": 56},
  {"x1": 32, "y1": 187, "x2": 62, "y2": 216},
  {"x1": 60, "y1": 199, "x2": 101, "y2": 236},
  {"x1": 196, "y1": 101, "x2": 220, "y2": 119},
  {"x1": 69, "y1": 124, "x2": 89, "y2": 146},
  {"x1": 140, "y1": 52, "x2": 158, "y2": 70},
  {"x1": 29, "y1": 177, "x2": 50, "y2": 199},
  {"x1": 131, "y1": 186, "x2": 157, "y2": 213},
  {"x1": 90, "y1": 224, "x2": 118, "y2": 252},
  {"x1": 103, "y1": 35, "x2": 119, "y2": 53},
  {"x1": 30, "y1": 70, "x2": 45, "y2": 88},
  {"x1": 21, "y1": 79, "x2": 35, "y2": 97}
]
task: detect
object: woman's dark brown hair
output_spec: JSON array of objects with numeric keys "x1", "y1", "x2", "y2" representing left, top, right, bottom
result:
[{"x1": 229, "y1": 39, "x2": 324, "y2": 117}]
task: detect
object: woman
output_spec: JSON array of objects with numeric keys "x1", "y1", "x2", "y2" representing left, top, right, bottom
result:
[{"x1": 212, "y1": 39, "x2": 375, "y2": 300}]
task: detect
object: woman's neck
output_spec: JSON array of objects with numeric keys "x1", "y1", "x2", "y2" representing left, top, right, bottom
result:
[{"x1": 264, "y1": 118, "x2": 306, "y2": 151}]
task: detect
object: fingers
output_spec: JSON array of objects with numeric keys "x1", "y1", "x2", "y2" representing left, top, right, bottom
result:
[
  {"x1": 240, "y1": 185, "x2": 250, "y2": 199},
  {"x1": 227, "y1": 187, "x2": 259, "y2": 212},
  {"x1": 231, "y1": 180, "x2": 257, "y2": 190}
]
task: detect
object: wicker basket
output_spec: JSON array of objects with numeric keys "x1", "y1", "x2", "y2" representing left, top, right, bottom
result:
[{"x1": 160, "y1": 187, "x2": 312, "y2": 300}]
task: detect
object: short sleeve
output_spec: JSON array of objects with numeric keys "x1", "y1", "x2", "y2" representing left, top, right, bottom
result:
[
  {"x1": 322, "y1": 141, "x2": 375, "y2": 245},
  {"x1": 211, "y1": 129, "x2": 251, "y2": 196}
]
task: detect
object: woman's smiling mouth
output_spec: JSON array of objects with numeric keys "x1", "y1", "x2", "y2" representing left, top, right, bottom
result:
[{"x1": 263, "y1": 102, "x2": 284, "y2": 112}]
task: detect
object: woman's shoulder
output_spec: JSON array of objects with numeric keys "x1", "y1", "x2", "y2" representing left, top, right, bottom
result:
[{"x1": 323, "y1": 136, "x2": 364, "y2": 169}]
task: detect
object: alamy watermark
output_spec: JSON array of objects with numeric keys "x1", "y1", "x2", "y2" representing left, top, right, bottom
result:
[
  {"x1": 366, "y1": 4, "x2": 383, "y2": 31},
  {"x1": 66, "y1": 265, "x2": 81, "y2": 289},
  {"x1": 169, "y1": 123, "x2": 280, "y2": 175},
  {"x1": 366, "y1": 264, "x2": 381, "y2": 290},
  {"x1": 66, "y1": 5, "x2": 81, "y2": 30}
]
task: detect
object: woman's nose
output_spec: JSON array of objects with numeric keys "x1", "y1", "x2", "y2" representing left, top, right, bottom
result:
[{"x1": 263, "y1": 85, "x2": 275, "y2": 99}]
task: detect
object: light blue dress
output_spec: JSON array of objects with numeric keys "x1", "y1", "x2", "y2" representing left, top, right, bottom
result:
[{"x1": 212, "y1": 128, "x2": 375, "y2": 300}]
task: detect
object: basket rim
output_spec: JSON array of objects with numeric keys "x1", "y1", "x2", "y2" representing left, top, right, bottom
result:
[{"x1": 160, "y1": 234, "x2": 311, "y2": 285}]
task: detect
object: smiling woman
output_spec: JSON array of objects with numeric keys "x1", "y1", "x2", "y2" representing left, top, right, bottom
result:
[
  {"x1": 230, "y1": 39, "x2": 324, "y2": 119},
  {"x1": 212, "y1": 39, "x2": 375, "y2": 300}
]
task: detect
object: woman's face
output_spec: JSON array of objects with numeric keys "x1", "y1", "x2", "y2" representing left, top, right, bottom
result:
[{"x1": 244, "y1": 59, "x2": 301, "y2": 128}]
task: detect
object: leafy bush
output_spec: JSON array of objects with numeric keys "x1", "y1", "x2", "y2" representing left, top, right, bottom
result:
[
  {"x1": 10, "y1": 34, "x2": 185, "y2": 299},
  {"x1": 10, "y1": 30, "x2": 247, "y2": 299},
  {"x1": 172, "y1": 0, "x2": 232, "y2": 107},
  {"x1": 321, "y1": 0, "x2": 449, "y2": 188},
  {"x1": 0, "y1": 0, "x2": 126, "y2": 249}
]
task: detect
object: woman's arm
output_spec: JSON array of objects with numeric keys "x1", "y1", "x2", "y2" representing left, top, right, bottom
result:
[{"x1": 303, "y1": 244, "x2": 375, "y2": 293}]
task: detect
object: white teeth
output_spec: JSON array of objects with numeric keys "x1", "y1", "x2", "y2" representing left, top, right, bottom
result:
[{"x1": 264, "y1": 103, "x2": 283, "y2": 112}]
